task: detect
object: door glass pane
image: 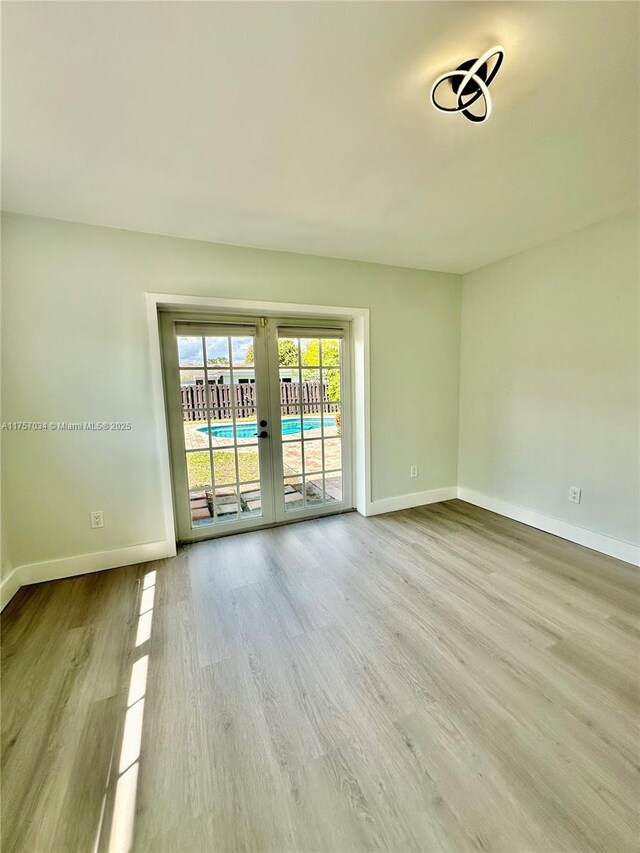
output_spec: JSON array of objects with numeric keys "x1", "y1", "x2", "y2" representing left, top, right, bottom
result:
[
  {"x1": 324, "y1": 472, "x2": 343, "y2": 503},
  {"x1": 240, "y1": 482, "x2": 262, "y2": 515},
  {"x1": 213, "y1": 486, "x2": 239, "y2": 519},
  {"x1": 279, "y1": 370, "x2": 300, "y2": 413},
  {"x1": 183, "y1": 414, "x2": 210, "y2": 450},
  {"x1": 205, "y1": 337, "x2": 230, "y2": 366},
  {"x1": 323, "y1": 438, "x2": 342, "y2": 472},
  {"x1": 278, "y1": 338, "x2": 300, "y2": 367},
  {"x1": 303, "y1": 440, "x2": 323, "y2": 474},
  {"x1": 238, "y1": 446, "x2": 260, "y2": 483},
  {"x1": 232, "y1": 336, "x2": 254, "y2": 366},
  {"x1": 282, "y1": 441, "x2": 303, "y2": 476},
  {"x1": 281, "y1": 410, "x2": 302, "y2": 441},
  {"x1": 323, "y1": 369, "x2": 340, "y2": 404},
  {"x1": 300, "y1": 371, "x2": 320, "y2": 428},
  {"x1": 187, "y1": 451, "x2": 212, "y2": 490},
  {"x1": 301, "y1": 339, "x2": 321, "y2": 367},
  {"x1": 321, "y1": 339, "x2": 340, "y2": 367},
  {"x1": 284, "y1": 476, "x2": 304, "y2": 511},
  {"x1": 322, "y1": 406, "x2": 339, "y2": 436},
  {"x1": 180, "y1": 370, "x2": 209, "y2": 413},
  {"x1": 304, "y1": 477, "x2": 324, "y2": 505},
  {"x1": 302, "y1": 405, "x2": 322, "y2": 436},
  {"x1": 301, "y1": 367, "x2": 320, "y2": 385},
  {"x1": 212, "y1": 448, "x2": 238, "y2": 486},
  {"x1": 178, "y1": 336, "x2": 204, "y2": 367},
  {"x1": 234, "y1": 376, "x2": 256, "y2": 419},
  {"x1": 208, "y1": 371, "x2": 233, "y2": 408}
]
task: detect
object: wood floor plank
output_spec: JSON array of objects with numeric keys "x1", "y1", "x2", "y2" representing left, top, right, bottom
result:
[{"x1": 2, "y1": 500, "x2": 638, "y2": 852}]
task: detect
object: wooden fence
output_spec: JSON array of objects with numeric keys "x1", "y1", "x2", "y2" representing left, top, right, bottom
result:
[{"x1": 181, "y1": 381, "x2": 340, "y2": 420}]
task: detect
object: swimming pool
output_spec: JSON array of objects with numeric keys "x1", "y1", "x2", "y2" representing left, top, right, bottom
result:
[{"x1": 198, "y1": 415, "x2": 336, "y2": 440}]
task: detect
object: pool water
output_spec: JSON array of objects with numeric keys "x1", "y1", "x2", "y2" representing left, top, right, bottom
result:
[{"x1": 198, "y1": 415, "x2": 336, "y2": 440}]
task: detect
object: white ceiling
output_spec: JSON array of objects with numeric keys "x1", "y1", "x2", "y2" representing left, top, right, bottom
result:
[{"x1": 2, "y1": 1, "x2": 638, "y2": 274}]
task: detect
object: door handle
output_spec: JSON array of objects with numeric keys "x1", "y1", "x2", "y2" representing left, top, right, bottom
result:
[{"x1": 254, "y1": 430, "x2": 268, "y2": 438}]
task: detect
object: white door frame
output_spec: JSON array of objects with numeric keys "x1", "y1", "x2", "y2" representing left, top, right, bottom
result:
[{"x1": 145, "y1": 292, "x2": 371, "y2": 547}]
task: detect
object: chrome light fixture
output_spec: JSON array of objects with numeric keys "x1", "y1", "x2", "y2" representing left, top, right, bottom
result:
[{"x1": 430, "y1": 45, "x2": 504, "y2": 123}]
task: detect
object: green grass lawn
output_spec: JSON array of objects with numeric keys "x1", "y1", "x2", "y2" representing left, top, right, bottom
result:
[
  {"x1": 187, "y1": 447, "x2": 260, "y2": 489},
  {"x1": 186, "y1": 416, "x2": 262, "y2": 488}
]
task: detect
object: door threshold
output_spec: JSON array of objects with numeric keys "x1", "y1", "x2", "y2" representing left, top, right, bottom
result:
[{"x1": 176, "y1": 507, "x2": 356, "y2": 545}]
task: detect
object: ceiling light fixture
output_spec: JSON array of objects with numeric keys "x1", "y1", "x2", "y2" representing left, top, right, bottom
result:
[{"x1": 430, "y1": 45, "x2": 504, "y2": 124}]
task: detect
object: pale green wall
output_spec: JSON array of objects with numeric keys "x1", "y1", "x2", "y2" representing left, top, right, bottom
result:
[
  {"x1": 1, "y1": 212, "x2": 461, "y2": 570},
  {"x1": 459, "y1": 210, "x2": 640, "y2": 546},
  {"x1": 5, "y1": 210, "x2": 636, "y2": 575}
]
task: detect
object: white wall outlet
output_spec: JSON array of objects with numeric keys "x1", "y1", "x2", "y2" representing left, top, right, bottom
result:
[
  {"x1": 410, "y1": 465, "x2": 418, "y2": 478},
  {"x1": 568, "y1": 487, "x2": 581, "y2": 504},
  {"x1": 90, "y1": 510, "x2": 104, "y2": 528}
]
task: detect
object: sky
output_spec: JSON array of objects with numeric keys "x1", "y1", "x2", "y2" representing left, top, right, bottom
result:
[{"x1": 177, "y1": 335, "x2": 252, "y2": 366}]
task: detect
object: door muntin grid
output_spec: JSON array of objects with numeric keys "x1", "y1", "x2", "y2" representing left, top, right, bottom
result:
[
  {"x1": 178, "y1": 333, "x2": 264, "y2": 527},
  {"x1": 277, "y1": 336, "x2": 344, "y2": 512}
]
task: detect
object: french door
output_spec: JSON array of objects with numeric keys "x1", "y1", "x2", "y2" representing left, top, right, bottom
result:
[{"x1": 160, "y1": 313, "x2": 351, "y2": 541}]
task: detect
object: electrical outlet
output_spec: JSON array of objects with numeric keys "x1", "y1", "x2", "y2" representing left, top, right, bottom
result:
[
  {"x1": 90, "y1": 510, "x2": 104, "y2": 528},
  {"x1": 410, "y1": 465, "x2": 418, "y2": 478},
  {"x1": 568, "y1": 487, "x2": 581, "y2": 504}
]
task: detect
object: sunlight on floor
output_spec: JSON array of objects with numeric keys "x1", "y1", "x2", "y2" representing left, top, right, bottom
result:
[{"x1": 106, "y1": 569, "x2": 156, "y2": 853}]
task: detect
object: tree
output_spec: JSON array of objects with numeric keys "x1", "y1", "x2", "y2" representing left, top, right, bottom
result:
[
  {"x1": 278, "y1": 339, "x2": 300, "y2": 366},
  {"x1": 301, "y1": 339, "x2": 339, "y2": 368},
  {"x1": 245, "y1": 338, "x2": 299, "y2": 366},
  {"x1": 301, "y1": 339, "x2": 340, "y2": 403},
  {"x1": 324, "y1": 369, "x2": 341, "y2": 404}
]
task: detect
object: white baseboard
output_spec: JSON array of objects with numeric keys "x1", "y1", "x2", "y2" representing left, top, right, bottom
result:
[
  {"x1": 1, "y1": 539, "x2": 177, "y2": 610},
  {"x1": 458, "y1": 487, "x2": 640, "y2": 567},
  {"x1": 1, "y1": 566, "x2": 22, "y2": 610},
  {"x1": 4, "y1": 487, "x2": 636, "y2": 611},
  {"x1": 366, "y1": 487, "x2": 457, "y2": 517}
]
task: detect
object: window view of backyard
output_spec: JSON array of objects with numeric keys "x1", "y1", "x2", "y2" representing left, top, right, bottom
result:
[{"x1": 177, "y1": 333, "x2": 343, "y2": 527}]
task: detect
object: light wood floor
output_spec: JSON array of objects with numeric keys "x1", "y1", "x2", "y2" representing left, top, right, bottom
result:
[{"x1": 2, "y1": 500, "x2": 639, "y2": 853}]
